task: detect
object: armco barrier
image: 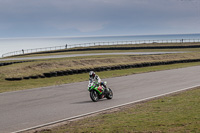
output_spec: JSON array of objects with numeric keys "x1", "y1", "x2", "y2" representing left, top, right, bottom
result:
[
  {"x1": 19, "y1": 45, "x2": 200, "y2": 55},
  {"x1": 2, "y1": 39, "x2": 200, "y2": 58},
  {"x1": 5, "y1": 58, "x2": 200, "y2": 81}
]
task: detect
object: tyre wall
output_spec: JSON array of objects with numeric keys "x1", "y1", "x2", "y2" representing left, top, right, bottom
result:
[{"x1": 5, "y1": 59, "x2": 200, "y2": 81}]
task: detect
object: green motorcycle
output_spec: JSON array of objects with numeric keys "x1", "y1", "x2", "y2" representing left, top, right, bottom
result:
[{"x1": 88, "y1": 81, "x2": 113, "y2": 102}]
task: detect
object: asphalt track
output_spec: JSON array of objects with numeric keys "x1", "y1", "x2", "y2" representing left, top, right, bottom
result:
[
  {"x1": 0, "y1": 65, "x2": 200, "y2": 133},
  {"x1": 0, "y1": 52, "x2": 184, "y2": 61}
]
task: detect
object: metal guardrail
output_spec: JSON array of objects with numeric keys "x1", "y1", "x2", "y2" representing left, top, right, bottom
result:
[{"x1": 2, "y1": 39, "x2": 200, "y2": 58}]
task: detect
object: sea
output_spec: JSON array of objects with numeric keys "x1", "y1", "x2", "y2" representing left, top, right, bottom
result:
[{"x1": 1, "y1": 33, "x2": 200, "y2": 58}]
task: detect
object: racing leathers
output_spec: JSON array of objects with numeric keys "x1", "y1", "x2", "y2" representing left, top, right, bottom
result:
[{"x1": 89, "y1": 74, "x2": 107, "y2": 93}]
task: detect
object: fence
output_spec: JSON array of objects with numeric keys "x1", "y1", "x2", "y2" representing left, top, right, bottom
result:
[{"x1": 2, "y1": 39, "x2": 200, "y2": 58}]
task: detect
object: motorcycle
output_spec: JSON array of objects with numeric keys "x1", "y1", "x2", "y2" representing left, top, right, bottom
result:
[{"x1": 88, "y1": 81, "x2": 113, "y2": 102}]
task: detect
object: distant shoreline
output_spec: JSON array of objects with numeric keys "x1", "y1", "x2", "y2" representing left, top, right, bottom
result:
[{"x1": 0, "y1": 33, "x2": 200, "y2": 40}]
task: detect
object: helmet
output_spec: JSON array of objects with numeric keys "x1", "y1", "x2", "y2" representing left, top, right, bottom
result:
[{"x1": 89, "y1": 71, "x2": 95, "y2": 78}]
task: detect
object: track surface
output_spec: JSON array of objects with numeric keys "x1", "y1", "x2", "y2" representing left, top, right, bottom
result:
[
  {"x1": 0, "y1": 52, "x2": 183, "y2": 61},
  {"x1": 0, "y1": 66, "x2": 200, "y2": 133}
]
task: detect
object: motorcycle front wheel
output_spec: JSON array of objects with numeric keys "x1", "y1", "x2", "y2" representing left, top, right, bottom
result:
[
  {"x1": 106, "y1": 88, "x2": 113, "y2": 99},
  {"x1": 90, "y1": 90, "x2": 99, "y2": 102}
]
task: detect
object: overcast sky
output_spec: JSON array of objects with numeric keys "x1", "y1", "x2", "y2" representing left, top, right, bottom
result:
[{"x1": 0, "y1": 0, "x2": 200, "y2": 38}]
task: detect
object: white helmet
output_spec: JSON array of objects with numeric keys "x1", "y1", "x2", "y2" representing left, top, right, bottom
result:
[{"x1": 89, "y1": 71, "x2": 95, "y2": 78}]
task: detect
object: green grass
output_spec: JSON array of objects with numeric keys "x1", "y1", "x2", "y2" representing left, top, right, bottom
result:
[
  {"x1": 1, "y1": 62, "x2": 200, "y2": 93},
  {"x1": 38, "y1": 87, "x2": 200, "y2": 133}
]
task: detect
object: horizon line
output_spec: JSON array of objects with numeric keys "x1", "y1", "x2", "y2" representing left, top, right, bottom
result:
[{"x1": 0, "y1": 33, "x2": 200, "y2": 40}]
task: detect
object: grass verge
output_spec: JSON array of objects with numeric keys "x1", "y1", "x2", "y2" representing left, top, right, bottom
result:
[
  {"x1": 36, "y1": 87, "x2": 200, "y2": 133},
  {"x1": 1, "y1": 62, "x2": 200, "y2": 93},
  {"x1": 2, "y1": 52, "x2": 200, "y2": 78}
]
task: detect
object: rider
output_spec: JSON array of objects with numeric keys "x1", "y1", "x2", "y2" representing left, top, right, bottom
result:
[{"x1": 89, "y1": 71, "x2": 107, "y2": 93}]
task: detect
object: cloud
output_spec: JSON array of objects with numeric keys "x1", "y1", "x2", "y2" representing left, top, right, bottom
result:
[{"x1": 0, "y1": 0, "x2": 200, "y2": 37}]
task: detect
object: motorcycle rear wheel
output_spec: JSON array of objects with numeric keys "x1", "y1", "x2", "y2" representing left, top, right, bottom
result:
[{"x1": 90, "y1": 90, "x2": 99, "y2": 102}]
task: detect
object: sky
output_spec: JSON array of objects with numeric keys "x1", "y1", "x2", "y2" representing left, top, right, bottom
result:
[{"x1": 0, "y1": 0, "x2": 200, "y2": 38}]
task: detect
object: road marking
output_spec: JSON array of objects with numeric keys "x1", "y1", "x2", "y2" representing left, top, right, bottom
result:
[{"x1": 13, "y1": 84, "x2": 200, "y2": 133}]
